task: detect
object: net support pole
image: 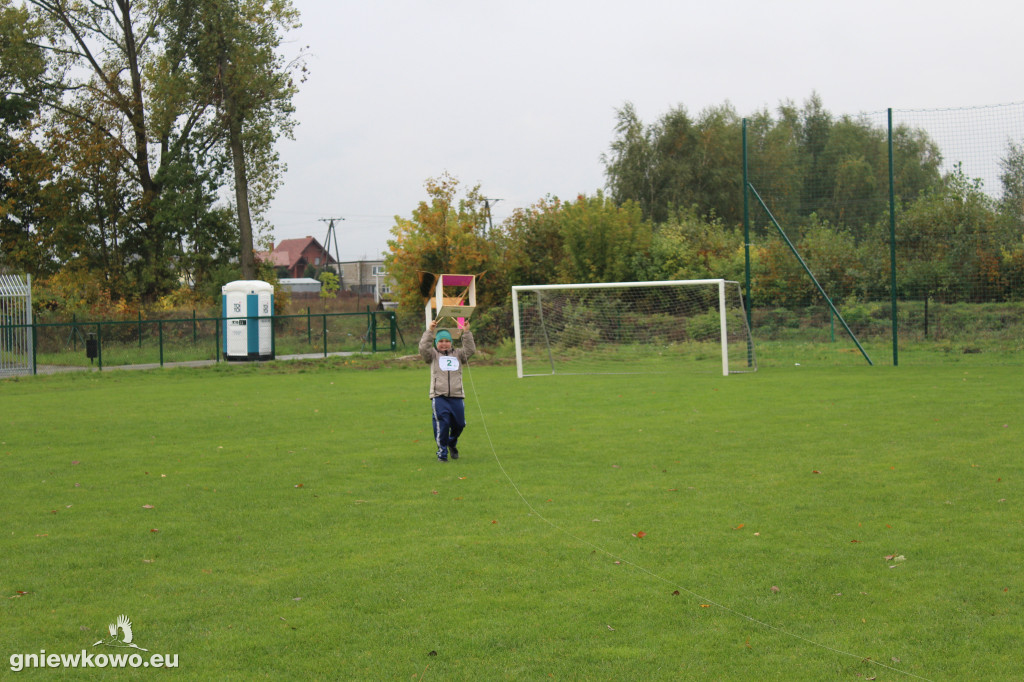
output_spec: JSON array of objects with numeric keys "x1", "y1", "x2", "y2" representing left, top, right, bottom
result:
[
  {"x1": 742, "y1": 119, "x2": 752, "y2": 343},
  {"x1": 718, "y1": 279, "x2": 729, "y2": 376}
]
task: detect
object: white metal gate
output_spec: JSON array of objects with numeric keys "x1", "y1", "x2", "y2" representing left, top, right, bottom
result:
[{"x1": 0, "y1": 273, "x2": 32, "y2": 377}]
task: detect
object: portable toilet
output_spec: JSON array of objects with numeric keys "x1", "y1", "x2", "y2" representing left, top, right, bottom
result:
[{"x1": 222, "y1": 280, "x2": 275, "y2": 361}]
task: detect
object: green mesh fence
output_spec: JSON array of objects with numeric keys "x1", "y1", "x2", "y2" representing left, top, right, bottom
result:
[
  {"x1": 25, "y1": 310, "x2": 401, "y2": 374},
  {"x1": 744, "y1": 102, "x2": 1024, "y2": 364}
]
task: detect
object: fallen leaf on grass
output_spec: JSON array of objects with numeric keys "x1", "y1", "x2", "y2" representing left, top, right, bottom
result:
[
  {"x1": 294, "y1": 483, "x2": 304, "y2": 488},
  {"x1": 142, "y1": 505, "x2": 154, "y2": 509},
  {"x1": 150, "y1": 529, "x2": 159, "y2": 533},
  {"x1": 632, "y1": 531, "x2": 646, "y2": 538},
  {"x1": 733, "y1": 523, "x2": 745, "y2": 530},
  {"x1": 771, "y1": 586, "x2": 780, "y2": 593},
  {"x1": 606, "y1": 625, "x2": 615, "y2": 631}
]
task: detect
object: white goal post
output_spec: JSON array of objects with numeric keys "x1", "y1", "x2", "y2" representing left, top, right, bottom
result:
[{"x1": 511, "y1": 279, "x2": 756, "y2": 378}]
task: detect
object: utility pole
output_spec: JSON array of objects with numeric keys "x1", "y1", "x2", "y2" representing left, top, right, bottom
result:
[
  {"x1": 482, "y1": 198, "x2": 501, "y2": 237},
  {"x1": 318, "y1": 217, "x2": 344, "y2": 274}
]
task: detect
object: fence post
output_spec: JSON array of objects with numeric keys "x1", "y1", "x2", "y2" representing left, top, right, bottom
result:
[
  {"x1": 307, "y1": 306, "x2": 312, "y2": 345},
  {"x1": 322, "y1": 313, "x2": 327, "y2": 357},
  {"x1": 370, "y1": 307, "x2": 377, "y2": 352},
  {"x1": 158, "y1": 320, "x2": 164, "y2": 367},
  {"x1": 96, "y1": 323, "x2": 103, "y2": 370}
]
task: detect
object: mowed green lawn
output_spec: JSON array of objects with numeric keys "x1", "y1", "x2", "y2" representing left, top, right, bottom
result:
[{"x1": 1, "y1": 357, "x2": 1021, "y2": 680}]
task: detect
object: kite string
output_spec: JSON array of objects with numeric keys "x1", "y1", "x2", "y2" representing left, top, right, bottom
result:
[{"x1": 463, "y1": 363, "x2": 932, "y2": 682}]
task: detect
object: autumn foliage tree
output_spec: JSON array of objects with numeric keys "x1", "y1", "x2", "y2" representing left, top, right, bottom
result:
[{"x1": 385, "y1": 174, "x2": 496, "y2": 321}]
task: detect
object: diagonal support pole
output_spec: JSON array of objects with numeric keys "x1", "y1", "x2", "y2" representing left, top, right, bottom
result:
[{"x1": 748, "y1": 184, "x2": 873, "y2": 366}]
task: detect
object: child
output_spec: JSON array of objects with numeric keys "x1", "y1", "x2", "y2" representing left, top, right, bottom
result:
[{"x1": 419, "y1": 318, "x2": 475, "y2": 462}]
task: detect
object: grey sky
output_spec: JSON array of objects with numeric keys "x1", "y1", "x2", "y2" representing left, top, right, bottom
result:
[{"x1": 266, "y1": 0, "x2": 1024, "y2": 260}]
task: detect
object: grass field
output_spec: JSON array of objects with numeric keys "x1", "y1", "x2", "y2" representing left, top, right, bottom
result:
[{"x1": 1, "y1": 354, "x2": 1021, "y2": 680}]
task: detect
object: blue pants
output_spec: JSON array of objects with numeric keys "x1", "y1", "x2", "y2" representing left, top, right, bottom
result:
[{"x1": 432, "y1": 396, "x2": 465, "y2": 458}]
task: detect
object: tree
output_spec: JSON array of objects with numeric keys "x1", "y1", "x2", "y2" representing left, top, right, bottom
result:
[
  {"x1": 318, "y1": 270, "x2": 338, "y2": 308},
  {"x1": 493, "y1": 196, "x2": 567, "y2": 289},
  {"x1": 161, "y1": 0, "x2": 303, "y2": 280},
  {"x1": 998, "y1": 140, "x2": 1024, "y2": 226},
  {"x1": 897, "y1": 165, "x2": 1005, "y2": 302},
  {"x1": 0, "y1": 0, "x2": 47, "y2": 272},
  {"x1": 555, "y1": 192, "x2": 651, "y2": 283},
  {"x1": 640, "y1": 206, "x2": 743, "y2": 283},
  {"x1": 6, "y1": 0, "x2": 301, "y2": 304},
  {"x1": 385, "y1": 174, "x2": 495, "y2": 318}
]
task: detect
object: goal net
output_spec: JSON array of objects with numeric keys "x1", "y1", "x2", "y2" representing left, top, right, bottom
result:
[{"x1": 512, "y1": 279, "x2": 756, "y2": 377}]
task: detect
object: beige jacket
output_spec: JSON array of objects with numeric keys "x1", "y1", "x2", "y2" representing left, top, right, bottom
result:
[{"x1": 419, "y1": 329, "x2": 475, "y2": 398}]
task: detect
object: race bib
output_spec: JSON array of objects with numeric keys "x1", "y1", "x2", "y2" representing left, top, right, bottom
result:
[{"x1": 439, "y1": 356, "x2": 460, "y2": 372}]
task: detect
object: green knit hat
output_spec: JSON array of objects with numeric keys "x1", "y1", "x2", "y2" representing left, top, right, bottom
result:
[{"x1": 434, "y1": 330, "x2": 453, "y2": 347}]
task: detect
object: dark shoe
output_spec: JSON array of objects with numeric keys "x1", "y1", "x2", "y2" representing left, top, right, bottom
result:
[
  {"x1": 437, "y1": 450, "x2": 448, "y2": 462},
  {"x1": 450, "y1": 445, "x2": 459, "y2": 460}
]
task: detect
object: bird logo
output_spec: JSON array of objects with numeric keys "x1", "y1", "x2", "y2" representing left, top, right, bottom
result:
[{"x1": 93, "y1": 614, "x2": 148, "y2": 651}]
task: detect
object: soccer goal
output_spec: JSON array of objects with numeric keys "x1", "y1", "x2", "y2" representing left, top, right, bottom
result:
[{"x1": 511, "y1": 279, "x2": 756, "y2": 377}]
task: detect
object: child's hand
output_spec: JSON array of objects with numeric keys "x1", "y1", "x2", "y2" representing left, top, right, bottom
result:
[{"x1": 429, "y1": 319, "x2": 438, "y2": 331}]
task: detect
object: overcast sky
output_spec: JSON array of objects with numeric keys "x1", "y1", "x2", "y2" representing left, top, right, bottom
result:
[{"x1": 265, "y1": 0, "x2": 1024, "y2": 261}]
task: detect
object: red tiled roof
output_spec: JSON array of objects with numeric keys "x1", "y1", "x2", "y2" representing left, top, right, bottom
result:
[{"x1": 256, "y1": 236, "x2": 337, "y2": 269}]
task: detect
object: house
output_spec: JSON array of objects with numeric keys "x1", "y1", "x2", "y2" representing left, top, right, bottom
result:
[
  {"x1": 338, "y1": 260, "x2": 394, "y2": 303},
  {"x1": 257, "y1": 237, "x2": 338, "y2": 279}
]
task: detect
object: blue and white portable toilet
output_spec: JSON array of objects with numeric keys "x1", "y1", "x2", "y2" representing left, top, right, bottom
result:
[{"x1": 222, "y1": 280, "x2": 275, "y2": 361}]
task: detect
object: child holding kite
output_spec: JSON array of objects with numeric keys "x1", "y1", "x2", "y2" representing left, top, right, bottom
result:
[{"x1": 419, "y1": 318, "x2": 475, "y2": 462}]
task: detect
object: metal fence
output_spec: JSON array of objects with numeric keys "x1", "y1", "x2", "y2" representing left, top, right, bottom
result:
[
  {"x1": 0, "y1": 273, "x2": 32, "y2": 377},
  {"x1": 9, "y1": 308, "x2": 403, "y2": 375}
]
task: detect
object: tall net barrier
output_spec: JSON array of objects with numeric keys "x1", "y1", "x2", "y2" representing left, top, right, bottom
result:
[
  {"x1": 744, "y1": 101, "x2": 1024, "y2": 364},
  {"x1": 512, "y1": 280, "x2": 756, "y2": 377}
]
